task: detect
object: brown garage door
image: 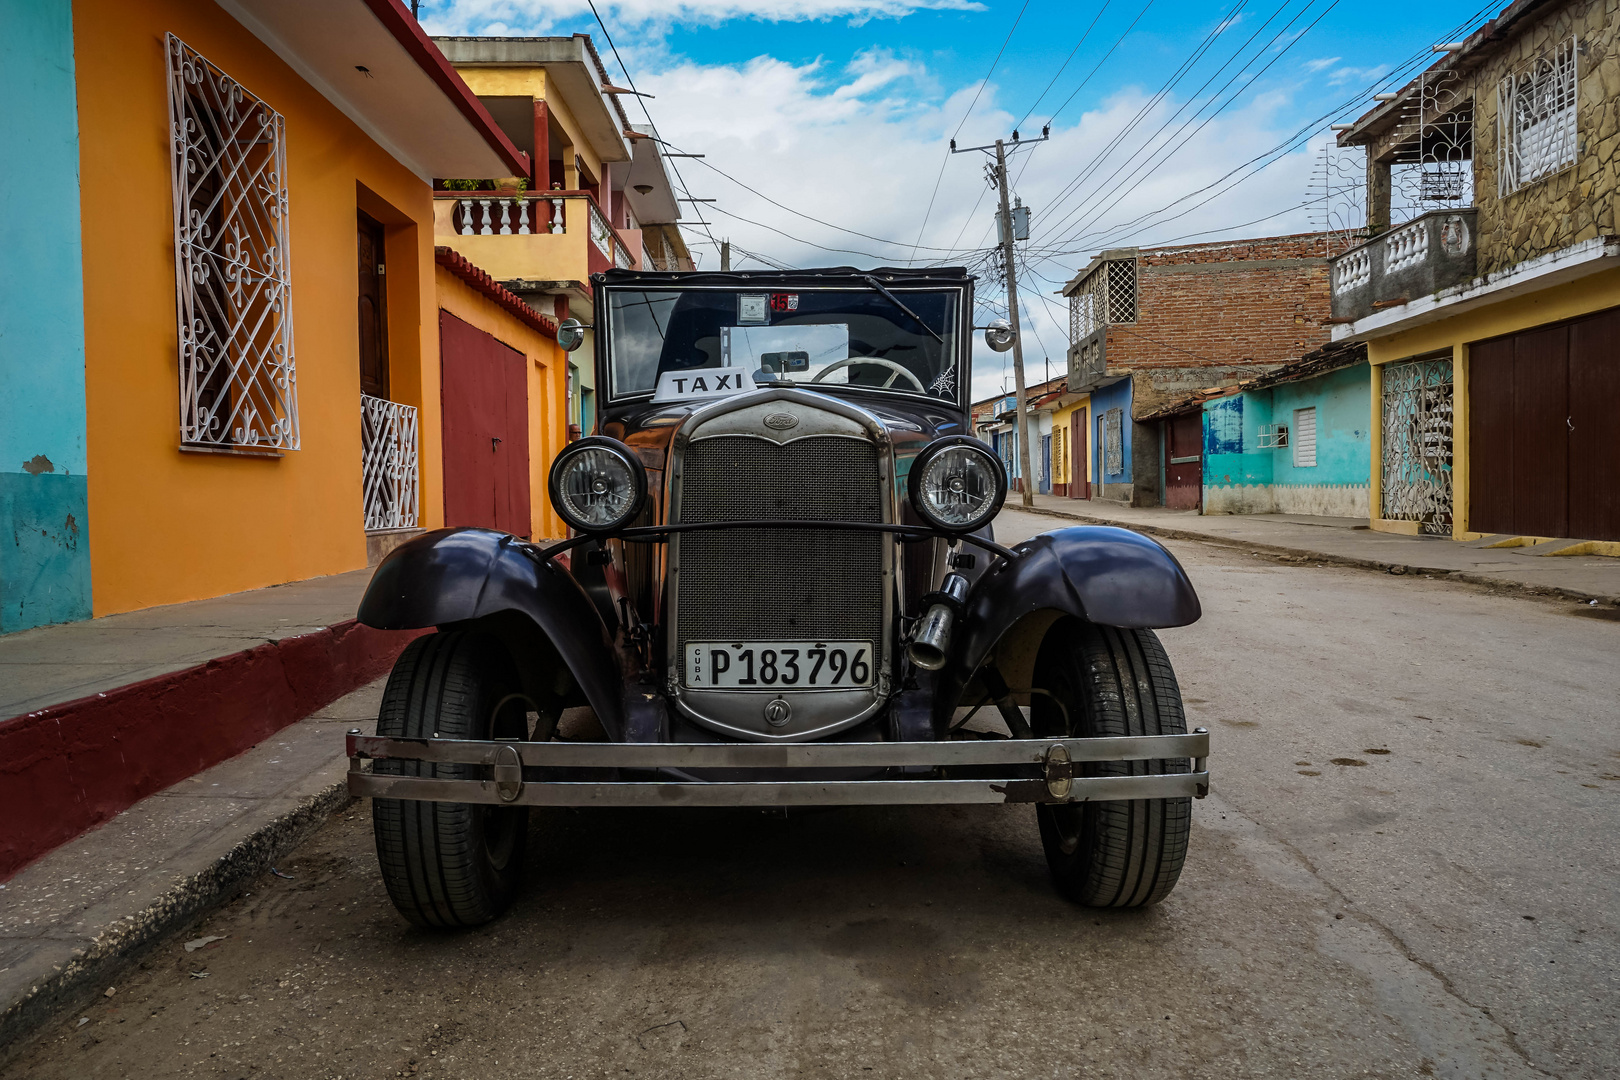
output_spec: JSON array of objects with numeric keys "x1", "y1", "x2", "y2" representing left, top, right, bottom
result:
[
  {"x1": 440, "y1": 311, "x2": 531, "y2": 538},
  {"x1": 1469, "y1": 306, "x2": 1620, "y2": 541}
]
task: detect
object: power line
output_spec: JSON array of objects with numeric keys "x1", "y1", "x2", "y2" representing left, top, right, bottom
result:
[
  {"x1": 908, "y1": 0, "x2": 1031, "y2": 263},
  {"x1": 583, "y1": 0, "x2": 720, "y2": 263},
  {"x1": 1035, "y1": 0, "x2": 1328, "y2": 250},
  {"x1": 1013, "y1": 0, "x2": 1116, "y2": 133},
  {"x1": 655, "y1": 137, "x2": 968, "y2": 254},
  {"x1": 1026, "y1": 0, "x2": 1499, "y2": 261}
]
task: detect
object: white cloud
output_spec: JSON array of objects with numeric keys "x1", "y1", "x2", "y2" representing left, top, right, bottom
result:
[
  {"x1": 1303, "y1": 56, "x2": 1342, "y2": 73},
  {"x1": 631, "y1": 56, "x2": 1326, "y2": 401},
  {"x1": 421, "y1": 0, "x2": 980, "y2": 36}
]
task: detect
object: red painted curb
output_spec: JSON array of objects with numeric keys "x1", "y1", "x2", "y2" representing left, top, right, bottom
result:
[{"x1": 0, "y1": 620, "x2": 426, "y2": 880}]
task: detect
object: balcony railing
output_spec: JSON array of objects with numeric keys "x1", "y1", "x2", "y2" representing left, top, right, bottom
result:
[
  {"x1": 437, "y1": 190, "x2": 641, "y2": 272},
  {"x1": 1330, "y1": 208, "x2": 1478, "y2": 324},
  {"x1": 361, "y1": 394, "x2": 419, "y2": 531}
]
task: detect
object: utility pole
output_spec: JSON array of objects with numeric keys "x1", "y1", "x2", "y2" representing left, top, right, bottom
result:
[
  {"x1": 994, "y1": 140, "x2": 1036, "y2": 508},
  {"x1": 720, "y1": 240, "x2": 731, "y2": 271}
]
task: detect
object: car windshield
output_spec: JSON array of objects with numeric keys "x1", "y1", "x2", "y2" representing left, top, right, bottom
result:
[{"x1": 605, "y1": 287, "x2": 962, "y2": 402}]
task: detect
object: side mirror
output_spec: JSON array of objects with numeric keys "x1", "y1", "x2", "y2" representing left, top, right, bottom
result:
[
  {"x1": 557, "y1": 318, "x2": 586, "y2": 353},
  {"x1": 983, "y1": 319, "x2": 1016, "y2": 353}
]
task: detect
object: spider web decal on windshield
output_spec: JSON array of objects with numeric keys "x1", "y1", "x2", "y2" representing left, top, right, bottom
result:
[{"x1": 927, "y1": 366, "x2": 957, "y2": 397}]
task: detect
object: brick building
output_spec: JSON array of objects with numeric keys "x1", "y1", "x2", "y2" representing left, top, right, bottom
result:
[{"x1": 1060, "y1": 232, "x2": 1334, "y2": 504}]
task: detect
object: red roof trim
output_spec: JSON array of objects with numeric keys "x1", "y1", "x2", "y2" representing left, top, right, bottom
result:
[
  {"x1": 435, "y1": 246, "x2": 558, "y2": 339},
  {"x1": 359, "y1": 0, "x2": 530, "y2": 177}
]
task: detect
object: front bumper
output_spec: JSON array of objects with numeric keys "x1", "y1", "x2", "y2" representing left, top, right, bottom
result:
[{"x1": 345, "y1": 730, "x2": 1209, "y2": 807}]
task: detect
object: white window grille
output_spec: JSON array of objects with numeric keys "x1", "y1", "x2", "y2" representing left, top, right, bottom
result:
[
  {"x1": 1068, "y1": 258, "x2": 1137, "y2": 340},
  {"x1": 1291, "y1": 408, "x2": 1317, "y2": 467},
  {"x1": 1259, "y1": 423, "x2": 1289, "y2": 449},
  {"x1": 1103, "y1": 408, "x2": 1124, "y2": 476},
  {"x1": 1498, "y1": 37, "x2": 1578, "y2": 196},
  {"x1": 166, "y1": 34, "x2": 297, "y2": 450},
  {"x1": 361, "y1": 395, "x2": 419, "y2": 530}
]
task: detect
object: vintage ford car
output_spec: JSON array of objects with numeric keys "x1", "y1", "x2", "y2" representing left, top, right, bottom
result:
[{"x1": 348, "y1": 266, "x2": 1207, "y2": 927}]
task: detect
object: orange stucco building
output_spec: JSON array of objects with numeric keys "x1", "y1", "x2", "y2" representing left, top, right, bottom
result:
[{"x1": 62, "y1": 0, "x2": 532, "y2": 618}]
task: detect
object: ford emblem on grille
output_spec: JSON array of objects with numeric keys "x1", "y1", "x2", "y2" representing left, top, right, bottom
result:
[{"x1": 763, "y1": 412, "x2": 799, "y2": 430}]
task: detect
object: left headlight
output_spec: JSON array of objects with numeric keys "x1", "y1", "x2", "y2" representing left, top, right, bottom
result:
[
  {"x1": 548, "y1": 437, "x2": 647, "y2": 533},
  {"x1": 908, "y1": 436, "x2": 1007, "y2": 533}
]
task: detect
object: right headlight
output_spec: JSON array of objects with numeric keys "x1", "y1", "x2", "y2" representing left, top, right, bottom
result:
[
  {"x1": 547, "y1": 437, "x2": 647, "y2": 533},
  {"x1": 909, "y1": 437, "x2": 1007, "y2": 533}
]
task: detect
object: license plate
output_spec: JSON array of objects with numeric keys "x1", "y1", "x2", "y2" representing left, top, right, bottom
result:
[{"x1": 685, "y1": 641, "x2": 875, "y2": 689}]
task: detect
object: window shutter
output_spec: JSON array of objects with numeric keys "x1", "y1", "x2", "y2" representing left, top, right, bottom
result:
[{"x1": 1292, "y1": 407, "x2": 1317, "y2": 467}]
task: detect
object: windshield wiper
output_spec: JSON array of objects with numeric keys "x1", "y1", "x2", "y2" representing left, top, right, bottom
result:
[{"x1": 859, "y1": 275, "x2": 944, "y2": 344}]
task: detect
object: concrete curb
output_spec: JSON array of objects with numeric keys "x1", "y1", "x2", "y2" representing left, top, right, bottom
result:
[
  {"x1": 0, "y1": 780, "x2": 352, "y2": 1064},
  {"x1": 0, "y1": 620, "x2": 422, "y2": 878},
  {"x1": 1016, "y1": 504, "x2": 1620, "y2": 607}
]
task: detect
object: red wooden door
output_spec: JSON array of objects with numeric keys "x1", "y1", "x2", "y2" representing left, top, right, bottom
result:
[
  {"x1": 1069, "y1": 409, "x2": 1089, "y2": 499},
  {"x1": 440, "y1": 311, "x2": 531, "y2": 537},
  {"x1": 1164, "y1": 412, "x2": 1202, "y2": 510}
]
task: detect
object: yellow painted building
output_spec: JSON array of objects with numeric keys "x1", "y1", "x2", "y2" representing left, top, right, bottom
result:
[
  {"x1": 1332, "y1": 0, "x2": 1620, "y2": 543},
  {"x1": 65, "y1": 0, "x2": 530, "y2": 618},
  {"x1": 1049, "y1": 394, "x2": 1093, "y2": 498}
]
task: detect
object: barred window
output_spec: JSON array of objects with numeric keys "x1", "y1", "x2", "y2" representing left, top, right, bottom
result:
[
  {"x1": 1068, "y1": 257, "x2": 1137, "y2": 340},
  {"x1": 1103, "y1": 408, "x2": 1124, "y2": 476},
  {"x1": 1497, "y1": 37, "x2": 1578, "y2": 197},
  {"x1": 167, "y1": 34, "x2": 297, "y2": 450}
]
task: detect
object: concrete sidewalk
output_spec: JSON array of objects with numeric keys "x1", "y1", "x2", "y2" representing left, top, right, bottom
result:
[
  {"x1": 0, "y1": 569, "x2": 373, "y2": 722},
  {"x1": 0, "y1": 679, "x2": 381, "y2": 1061},
  {"x1": 0, "y1": 569, "x2": 421, "y2": 880},
  {"x1": 1021, "y1": 495, "x2": 1620, "y2": 605}
]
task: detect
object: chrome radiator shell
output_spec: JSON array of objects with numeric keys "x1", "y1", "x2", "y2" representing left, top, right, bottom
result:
[{"x1": 665, "y1": 391, "x2": 896, "y2": 741}]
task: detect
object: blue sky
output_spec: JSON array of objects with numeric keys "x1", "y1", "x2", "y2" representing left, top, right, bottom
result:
[{"x1": 423, "y1": 0, "x2": 1498, "y2": 397}]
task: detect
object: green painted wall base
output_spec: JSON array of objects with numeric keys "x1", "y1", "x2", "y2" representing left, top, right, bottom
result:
[{"x1": 1, "y1": 472, "x2": 92, "y2": 633}]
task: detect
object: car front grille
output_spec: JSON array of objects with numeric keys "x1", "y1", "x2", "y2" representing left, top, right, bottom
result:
[{"x1": 676, "y1": 435, "x2": 885, "y2": 673}]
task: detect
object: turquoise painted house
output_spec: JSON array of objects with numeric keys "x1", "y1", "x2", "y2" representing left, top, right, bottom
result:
[
  {"x1": 0, "y1": 1, "x2": 93, "y2": 632},
  {"x1": 1198, "y1": 343, "x2": 1371, "y2": 518}
]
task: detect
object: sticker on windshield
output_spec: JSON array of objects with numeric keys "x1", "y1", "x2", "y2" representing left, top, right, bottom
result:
[
  {"x1": 770, "y1": 293, "x2": 799, "y2": 313},
  {"x1": 738, "y1": 293, "x2": 769, "y2": 324},
  {"x1": 651, "y1": 368, "x2": 757, "y2": 403}
]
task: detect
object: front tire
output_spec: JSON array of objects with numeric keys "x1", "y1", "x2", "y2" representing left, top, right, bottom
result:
[
  {"x1": 372, "y1": 631, "x2": 532, "y2": 928},
  {"x1": 1031, "y1": 618, "x2": 1191, "y2": 908}
]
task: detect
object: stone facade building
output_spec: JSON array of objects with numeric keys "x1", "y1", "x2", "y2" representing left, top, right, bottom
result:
[
  {"x1": 1331, "y1": 0, "x2": 1620, "y2": 543},
  {"x1": 1059, "y1": 232, "x2": 1335, "y2": 504}
]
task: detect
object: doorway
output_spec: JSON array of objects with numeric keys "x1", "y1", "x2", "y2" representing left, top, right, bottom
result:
[
  {"x1": 1069, "y1": 408, "x2": 1089, "y2": 499},
  {"x1": 1164, "y1": 411, "x2": 1202, "y2": 510}
]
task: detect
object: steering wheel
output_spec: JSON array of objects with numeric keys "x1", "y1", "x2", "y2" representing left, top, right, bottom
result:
[{"x1": 809, "y1": 357, "x2": 927, "y2": 392}]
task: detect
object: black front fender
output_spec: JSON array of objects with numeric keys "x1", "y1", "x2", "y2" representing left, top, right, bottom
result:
[
  {"x1": 358, "y1": 528, "x2": 624, "y2": 737},
  {"x1": 935, "y1": 526, "x2": 1201, "y2": 724}
]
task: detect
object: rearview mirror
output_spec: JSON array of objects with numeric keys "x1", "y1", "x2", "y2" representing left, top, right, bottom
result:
[{"x1": 557, "y1": 318, "x2": 586, "y2": 353}]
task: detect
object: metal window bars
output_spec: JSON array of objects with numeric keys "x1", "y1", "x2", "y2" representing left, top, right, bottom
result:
[
  {"x1": 1068, "y1": 258, "x2": 1138, "y2": 340},
  {"x1": 1103, "y1": 408, "x2": 1124, "y2": 477},
  {"x1": 361, "y1": 395, "x2": 420, "y2": 531},
  {"x1": 1380, "y1": 357, "x2": 1453, "y2": 534},
  {"x1": 1393, "y1": 64, "x2": 1475, "y2": 213},
  {"x1": 1498, "y1": 36, "x2": 1578, "y2": 196},
  {"x1": 166, "y1": 35, "x2": 298, "y2": 451}
]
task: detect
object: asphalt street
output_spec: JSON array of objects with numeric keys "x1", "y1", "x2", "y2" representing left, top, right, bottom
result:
[{"x1": 6, "y1": 507, "x2": 1617, "y2": 1079}]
